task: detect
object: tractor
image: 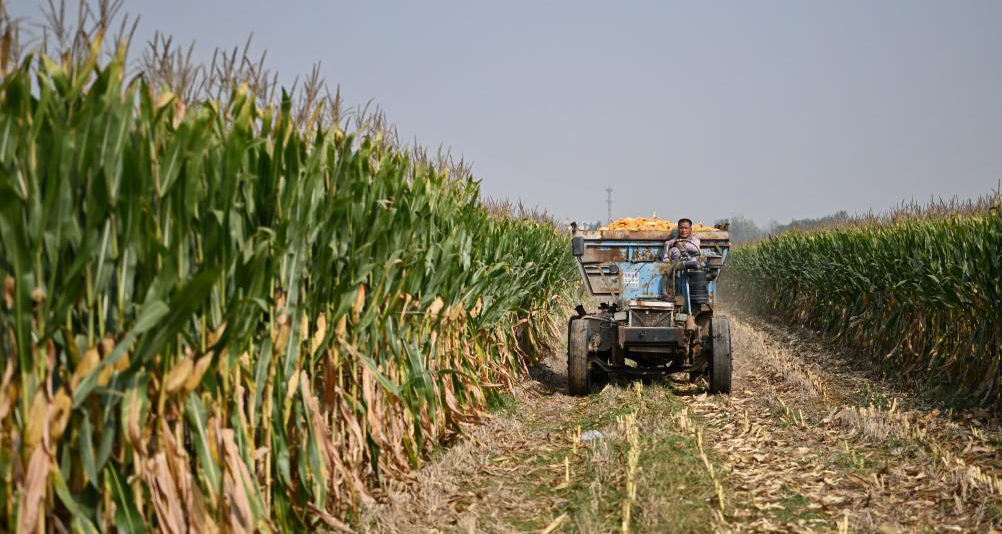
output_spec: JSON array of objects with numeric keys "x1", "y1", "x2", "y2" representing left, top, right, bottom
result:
[{"x1": 567, "y1": 226, "x2": 732, "y2": 394}]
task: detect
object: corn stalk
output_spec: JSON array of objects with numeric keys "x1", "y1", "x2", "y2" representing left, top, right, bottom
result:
[
  {"x1": 0, "y1": 43, "x2": 577, "y2": 532},
  {"x1": 723, "y1": 203, "x2": 1002, "y2": 407}
]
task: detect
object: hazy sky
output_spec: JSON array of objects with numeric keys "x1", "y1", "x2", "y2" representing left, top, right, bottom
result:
[{"x1": 9, "y1": 1, "x2": 1002, "y2": 226}]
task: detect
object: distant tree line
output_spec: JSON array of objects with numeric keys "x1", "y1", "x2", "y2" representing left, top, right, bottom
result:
[
  {"x1": 771, "y1": 210, "x2": 850, "y2": 233},
  {"x1": 578, "y1": 220, "x2": 606, "y2": 231},
  {"x1": 716, "y1": 210, "x2": 852, "y2": 243},
  {"x1": 714, "y1": 215, "x2": 767, "y2": 243}
]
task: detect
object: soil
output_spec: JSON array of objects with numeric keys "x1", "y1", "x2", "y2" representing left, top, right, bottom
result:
[{"x1": 360, "y1": 308, "x2": 1002, "y2": 534}]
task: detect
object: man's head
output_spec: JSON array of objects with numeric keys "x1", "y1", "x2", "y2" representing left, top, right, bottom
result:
[{"x1": 677, "y1": 218, "x2": 692, "y2": 239}]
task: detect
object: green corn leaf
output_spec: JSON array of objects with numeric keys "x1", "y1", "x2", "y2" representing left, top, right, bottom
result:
[
  {"x1": 52, "y1": 467, "x2": 100, "y2": 534},
  {"x1": 78, "y1": 411, "x2": 98, "y2": 486},
  {"x1": 105, "y1": 465, "x2": 145, "y2": 534},
  {"x1": 185, "y1": 392, "x2": 221, "y2": 503}
]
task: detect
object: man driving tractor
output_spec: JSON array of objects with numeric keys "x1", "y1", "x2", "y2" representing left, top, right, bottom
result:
[{"x1": 665, "y1": 218, "x2": 701, "y2": 261}]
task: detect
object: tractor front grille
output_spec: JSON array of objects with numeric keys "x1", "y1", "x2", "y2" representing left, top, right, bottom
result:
[{"x1": 630, "y1": 309, "x2": 672, "y2": 328}]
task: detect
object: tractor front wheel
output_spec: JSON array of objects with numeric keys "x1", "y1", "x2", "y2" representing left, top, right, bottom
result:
[
  {"x1": 567, "y1": 318, "x2": 592, "y2": 396},
  {"x1": 709, "y1": 317, "x2": 732, "y2": 394}
]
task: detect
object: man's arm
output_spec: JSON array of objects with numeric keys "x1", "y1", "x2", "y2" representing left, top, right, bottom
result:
[
  {"x1": 679, "y1": 237, "x2": 700, "y2": 257},
  {"x1": 662, "y1": 239, "x2": 675, "y2": 261}
]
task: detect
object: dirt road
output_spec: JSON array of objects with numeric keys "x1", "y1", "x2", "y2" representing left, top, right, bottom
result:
[{"x1": 361, "y1": 310, "x2": 1002, "y2": 533}]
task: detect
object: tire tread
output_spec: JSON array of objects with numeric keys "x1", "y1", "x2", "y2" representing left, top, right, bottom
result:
[{"x1": 567, "y1": 319, "x2": 591, "y2": 395}]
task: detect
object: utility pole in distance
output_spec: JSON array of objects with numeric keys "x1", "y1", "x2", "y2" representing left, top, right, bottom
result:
[{"x1": 605, "y1": 187, "x2": 614, "y2": 224}]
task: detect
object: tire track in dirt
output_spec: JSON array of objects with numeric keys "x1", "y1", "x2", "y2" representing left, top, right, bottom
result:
[
  {"x1": 359, "y1": 328, "x2": 727, "y2": 533},
  {"x1": 360, "y1": 310, "x2": 1002, "y2": 533},
  {"x1": 360, "y1": 362, "x2": 723, "y2": 533},
  {"x1": 681, "y1": 310, "x2": 1002, "y2": 533}
]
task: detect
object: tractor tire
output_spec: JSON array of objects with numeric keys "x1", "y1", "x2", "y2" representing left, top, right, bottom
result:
[
  {"x1": 709, "y1": 317, "x2": 732, "y2": 394},
  {"x1": 567, "y1": 318, "x2": 592, "y2": 396}
]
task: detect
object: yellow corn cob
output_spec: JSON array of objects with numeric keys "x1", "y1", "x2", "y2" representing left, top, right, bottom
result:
[{"x1": 600, "y1": 217, "x2": 715, "y2": 232}]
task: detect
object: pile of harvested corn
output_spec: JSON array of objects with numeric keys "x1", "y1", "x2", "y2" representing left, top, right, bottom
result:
[{"x1": 601, "y1": 217, "x2": 716, "y2": 232}]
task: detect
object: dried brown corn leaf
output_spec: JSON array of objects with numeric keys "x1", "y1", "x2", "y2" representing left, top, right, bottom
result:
[
  {"x1": 428, "y1": 297, "x2": 445, "y2": 318},
  {"x1": 18, "y1": 444, "x2": 50, "y2": 533},
  {"x1": 221, "y1": 428, "x2": 262, "y2": 533},
  {"x1": 184, "y1": 354, "x2": 214, "y2": 392},
  {"x1": 0, "y1": 361, "x2": 13, "y2": 424},
  {"x1": 144, "y1": 452, "x2": 186, "y2": 534},
  {"x1": 164, "y1": 357, "x2": 194, "y2": 395}
]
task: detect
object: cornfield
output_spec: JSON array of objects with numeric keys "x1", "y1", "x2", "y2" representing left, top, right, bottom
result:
[
  {"x1": 0, "y1": 33, "x2": 577, "y2": 534},
  {"x1": 723, "y1": 197, "x2": 1002, "y2": 406}
]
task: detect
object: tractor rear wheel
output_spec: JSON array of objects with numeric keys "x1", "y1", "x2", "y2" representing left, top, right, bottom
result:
[
  {"x1": 567, "y1": 318, "x2": 591, "y2": 396},
  {"x1": 709, "y1": 317, "x2": 732, "y2": 394}
]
